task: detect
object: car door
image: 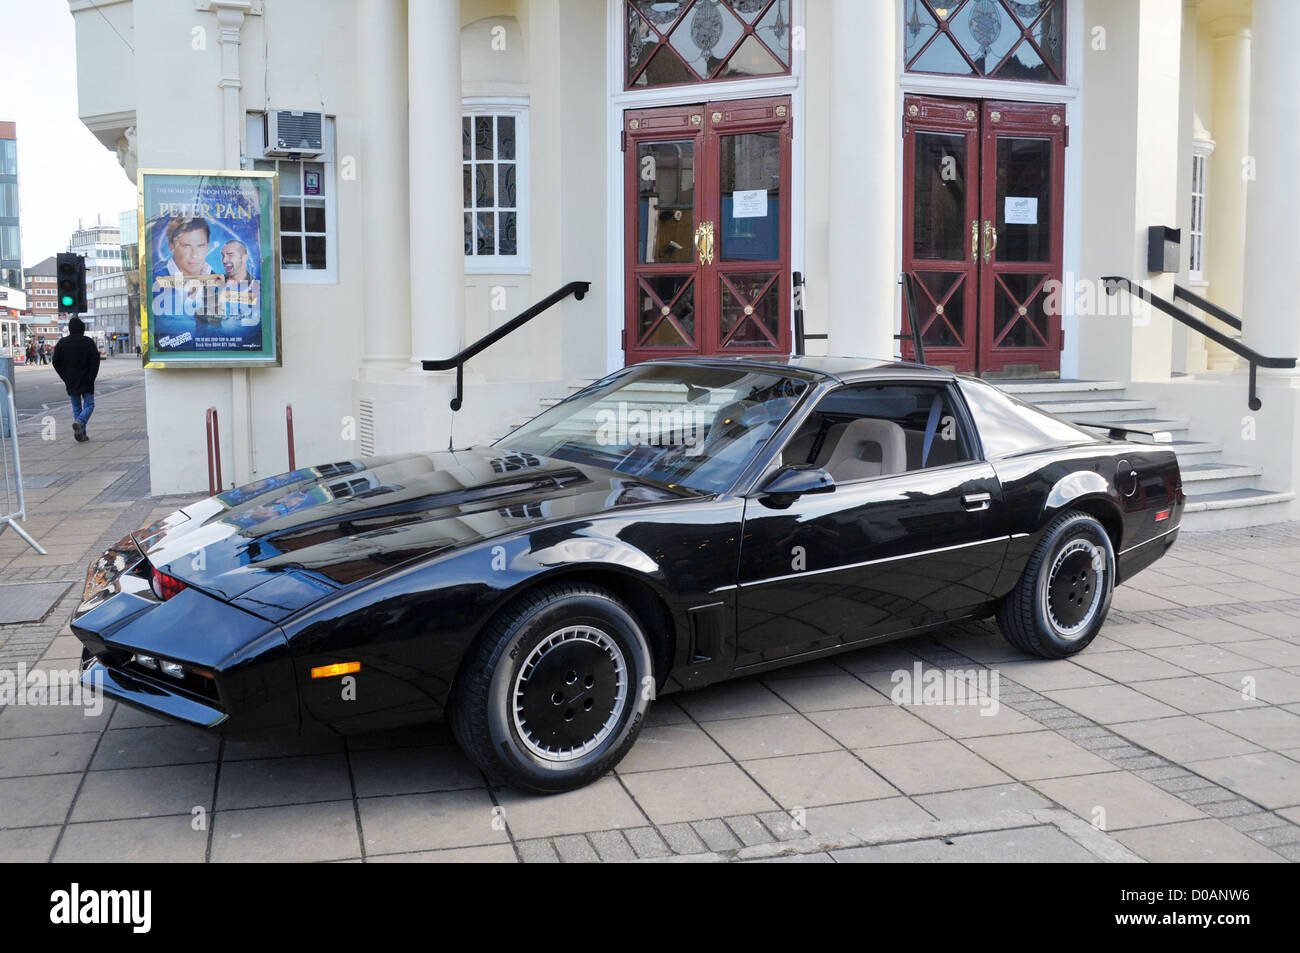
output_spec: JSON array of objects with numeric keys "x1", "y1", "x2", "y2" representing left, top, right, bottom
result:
[{"x1": 733, "y1": 381, "x2": 1009, "y2": 669}]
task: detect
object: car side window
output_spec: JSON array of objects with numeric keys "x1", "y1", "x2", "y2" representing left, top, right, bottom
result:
[{"x1": 781, "y1": 383, "x2": 976, "y2": 483}]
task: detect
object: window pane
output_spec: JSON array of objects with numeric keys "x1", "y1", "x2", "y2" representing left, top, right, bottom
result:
[
  {"x1": 497, "y1": 116, "x2": 516, "y2": 160},
  {"x1": 303, "y1": 200, "x2": 326, "y2": 233},
  {"x1": 462, "y1": 117, "x2": 472, "y2": 160},
  {"x1": 464, "y1": 212, "x2": 473, "y2": 255},
  {"x1": 476, "y1": 212, "x2": 495, "y2": 255},
  {"x1": 912, "y1": 132, "x2": 967, "y2": 260},
  {"x1": 281, "y1": 204, "x2": 302, "y2": 233},
  {"x1": 305, "y1": 236, "x2": 327, "y2": 270},
  {"x1": 669, "y1": 1, "x2": 743, "y2": 78},
  {"x1": 280, "y1": 164, "x2": 301, "y2": 196},
  {"x1": 475, "y1": 163, "x2": 494, "y2": 208},
  {"x1": 497, "y1": 164, "x2": 517, "y2": 208},
  {"x1": 499, "y1": 211, "x2": 517, "y2": 255},
  {"x1": 0, "y1": 183, "x2": 17, "y2": 216},
  {"x1": 463, "y1": 166, "x2": 472, "y2": 209},
  {"x1": 475, "y1": 117, "x2": 494, "y2": 159},
  {"x1": 637, "y1": 140, "x2": 695, "y2": 264},
  {"x1": 282, "y1": 235, "x2": 303, "y2": 267},
  {"x1": 0, "y1": 140, "x2": 15, "y2": 175}
]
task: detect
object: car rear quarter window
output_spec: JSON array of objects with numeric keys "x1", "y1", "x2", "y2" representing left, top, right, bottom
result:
[{"x1": 957, "y1": 378, "x2": 1096, "y2": 459}]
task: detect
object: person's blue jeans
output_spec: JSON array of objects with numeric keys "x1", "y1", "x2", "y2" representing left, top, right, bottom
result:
[{"x1": 70, "y1": 392, "x2": 95, "y2": 434}]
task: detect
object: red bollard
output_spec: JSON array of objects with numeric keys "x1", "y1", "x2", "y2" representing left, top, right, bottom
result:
[
  {"x1": 205, "y1": 407, "x2": 222, "y2": 495},
  {"x1": 286, "y1": 404, "x2": 296, "y2": 471}
]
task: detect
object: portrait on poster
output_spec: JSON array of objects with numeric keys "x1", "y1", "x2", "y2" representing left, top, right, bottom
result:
[{"x1": 138, "y1": 169, "x2": 281, "y2": 368}]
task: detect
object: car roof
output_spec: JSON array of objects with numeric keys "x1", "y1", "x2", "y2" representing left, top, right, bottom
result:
[{"x1": 642, "y1": 355, "x2": 958, "y2": 385}]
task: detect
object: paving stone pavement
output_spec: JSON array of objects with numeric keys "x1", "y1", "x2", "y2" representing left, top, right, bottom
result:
[{"x1": 1, "y1": 369, "x2": 1297, "y2": 862}]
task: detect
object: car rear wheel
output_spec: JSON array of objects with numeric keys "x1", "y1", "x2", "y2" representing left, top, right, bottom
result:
[
  {"x1": 997, "y1": 510, "x2": 1115, "y2": 658},
  {"x1": 449, "y1": 583, "x2": 654, "y2": 794}
]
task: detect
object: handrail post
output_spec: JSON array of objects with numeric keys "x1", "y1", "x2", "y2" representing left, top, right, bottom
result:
[
  {"x1": 285, "y1": 404, "x2": 296, "y2": 471},
  {"x1": 793, "y1": 271, "x2": 806, "y2": 357},
  {"x1": 205, "y1": 407, "x2": 222, "y2": 495},
  {"x1": 900, "y1": 273, "x2": 927, "y2": 365}
]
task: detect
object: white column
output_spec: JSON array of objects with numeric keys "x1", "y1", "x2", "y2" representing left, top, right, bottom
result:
[
  {"x1": 1204, "y1": 17, "x2": 1250, "y2": 371},
  {"x1": 1242, "y1": 0, "x2": 1300, "y2": 372},
  {"x1": 215, "y1": 1, "x2": 254, "y2": 482},
  {"x1": 826, "y1": 0, "x2": 896, "y2": 359},
  {"x1": 359, "y1": 0, "x2": 412, "y2": 374},
  {"x1": 408, "y1": 0, "x2": 464, "y2": 367}
]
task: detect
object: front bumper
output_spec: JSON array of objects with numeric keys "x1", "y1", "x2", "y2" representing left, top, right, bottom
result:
[
  {"x1": 81, "y1": 658, "x2": 228, "y2": 730},
  {"x1": 73, "y1": 560, "x2": 301, "y2": 738}
]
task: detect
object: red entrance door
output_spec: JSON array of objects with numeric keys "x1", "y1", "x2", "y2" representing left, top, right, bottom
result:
[
  {"x1": 624, "y1": 97, "x2": 792, "y2": 364},
  {"x1": 902, "y1": 96, "x2": 1066, "y2": 375}
]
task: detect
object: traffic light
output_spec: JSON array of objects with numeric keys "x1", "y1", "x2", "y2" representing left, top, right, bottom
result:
[{"x1": 56, "y1": 253, "x2": 87, "y2": 314}]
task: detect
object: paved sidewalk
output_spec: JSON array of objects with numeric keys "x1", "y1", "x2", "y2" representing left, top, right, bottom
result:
[{"x1": 1, "y1": 374, "x2": 1297, "y2": 863}]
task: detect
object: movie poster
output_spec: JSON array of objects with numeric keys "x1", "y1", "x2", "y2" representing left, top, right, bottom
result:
[{"x1": 138, "y1": 169, "x2": 281, "y2": 368}]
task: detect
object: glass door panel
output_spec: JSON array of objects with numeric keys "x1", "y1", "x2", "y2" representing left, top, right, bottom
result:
[
  {"x1": 978, "y1": 101, "x2": 1064, "y2": 373},
  {"x1": 902, "y1": 96, "x2": 981, "y2": 372}
]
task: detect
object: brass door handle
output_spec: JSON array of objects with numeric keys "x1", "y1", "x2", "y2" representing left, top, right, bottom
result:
[
  {"x1": 694, "y1": 221, "x2": 714, "y2": 265},
  {"x1": 983, "y1": 220, "x2": 998, "y2": 263},
  {"x1": 971, "y1": 220, "x2": 978, "y2": 263}
]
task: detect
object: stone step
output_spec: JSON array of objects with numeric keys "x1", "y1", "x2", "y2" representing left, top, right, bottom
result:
[
  {"x1": 1169, "y1": 440, "x2": 1224, "y2": 462},
  {"x1": 1029, "y1": 398, "x2": 1158, "y2": 420},
  {"x1": 1178, "y1": 462, "x2": 1265, "y2": 494},
  {"x1": 997, "y1": 379, "x2": 1127, "y2": 401},
  {"x1": 1180, "y1": 488, "x2": 1295, "y2": 530}
]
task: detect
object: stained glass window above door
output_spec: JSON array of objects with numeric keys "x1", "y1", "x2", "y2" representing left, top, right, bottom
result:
[
  {"x1": 627, "y1": 0, "x2": 791, "y2": 89},
  {"x1": 904, "y1": 0, "x2": 1065, "y2": 83}
]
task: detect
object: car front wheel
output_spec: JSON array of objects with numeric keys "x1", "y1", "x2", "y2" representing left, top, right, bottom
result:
[
  {"x1": 449, "y1": 583, "x2": 654, "y2": 794},
  {"x1": 997, "y1": 510, "x2": 1115, "y2": 658}
]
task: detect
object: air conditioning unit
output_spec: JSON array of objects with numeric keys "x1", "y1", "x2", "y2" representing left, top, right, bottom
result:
[{"x1": 263, "y1": 110, "x2": 324, "y2": 157}]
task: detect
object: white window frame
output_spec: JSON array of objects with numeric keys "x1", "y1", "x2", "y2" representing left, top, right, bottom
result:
[
  {"x1": 463, "y1": 98, "x2": 530, "y2": 275},
  {"x1": 1188, "y1": 139, "x2": 1213, "y2": 287},
  {"x1": 243, "y1": 113, "x2": 340, "y2": 284}
]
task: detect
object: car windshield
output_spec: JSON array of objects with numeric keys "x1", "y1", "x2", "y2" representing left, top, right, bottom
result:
[{"x1": 498, "y1": 363, "x2": 810, "y2": 493}]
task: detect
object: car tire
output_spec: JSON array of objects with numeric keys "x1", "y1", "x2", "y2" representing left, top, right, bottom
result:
[
  {"x1": 997, "y1": 509, "x2": 1115, "y2": 659},
  {"x1": 449, "y1": 583, "x2": 654, "y2": 794}
]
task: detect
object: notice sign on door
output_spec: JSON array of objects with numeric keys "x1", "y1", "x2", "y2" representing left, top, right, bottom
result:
[
  {"x1": 1005, "y1": 196, "x2": 1038, "y2": 225},
  {"x1": 733, "y1": 189, "x2": 768, "y2": 218}
]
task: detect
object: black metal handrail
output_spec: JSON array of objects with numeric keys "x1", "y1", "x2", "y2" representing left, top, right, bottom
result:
[
  {"x1": 423, "y1": 281, "x2": 590, "y2": 411},
  {"x1": 898, "y1": 273, "x2": 927, "y2": 365},
  {"x1": 1173, "y1": 283, "x2": 1242, "y2": 331},
  {"x1": 1101, "y1": 276, "x2": 1296, "y2": 410}
]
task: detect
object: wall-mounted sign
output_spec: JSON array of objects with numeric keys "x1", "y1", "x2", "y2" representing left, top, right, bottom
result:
[
  {"x1": 137, "y1": 168, "x2": 281, "y2": 369},
  {"x1": 304, "y1": 169, "x2": 321, "y2": 195}
]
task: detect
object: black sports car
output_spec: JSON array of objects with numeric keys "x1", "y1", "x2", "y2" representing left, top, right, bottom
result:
[{"x1": 74, "y1": 358, "x2": 1183, "y2": 793}]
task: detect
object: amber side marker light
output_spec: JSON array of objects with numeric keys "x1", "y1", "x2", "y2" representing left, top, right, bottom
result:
[{"x1": 311, "y1": 661, "x2": 361, "y2": 679}]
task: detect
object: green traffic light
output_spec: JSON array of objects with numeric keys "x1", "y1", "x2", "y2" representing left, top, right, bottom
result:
[{"x1": 61, "y1": 295, "x2": 75, "y2": 307}]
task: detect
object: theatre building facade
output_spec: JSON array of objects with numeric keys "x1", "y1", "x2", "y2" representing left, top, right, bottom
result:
[{"x1": 72, "y1": 0, "x2": 1300, "y2": 526}]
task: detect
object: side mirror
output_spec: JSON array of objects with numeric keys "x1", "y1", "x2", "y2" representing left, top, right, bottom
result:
[{"x1": 754, "y1": 465, "x2": 835, "y2": 507}]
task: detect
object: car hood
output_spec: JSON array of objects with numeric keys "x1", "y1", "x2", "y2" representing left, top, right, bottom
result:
[{"x1": 137, "y1": 446, "x2": 697, "y2": 610}]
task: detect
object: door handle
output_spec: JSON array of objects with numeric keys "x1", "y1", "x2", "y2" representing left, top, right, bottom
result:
[
  {"x1": 962, "y1": 492, "x2": 991, "y2": 512},
  {"x1": 694, "y1": 221, "x2": 715, "y2": 265},
  {"x1": 970, "y1": 219, "x2": 979, "y2": 263},
  {"x1": 982, "y1": 220, "x2": 998, "y2": 264}
]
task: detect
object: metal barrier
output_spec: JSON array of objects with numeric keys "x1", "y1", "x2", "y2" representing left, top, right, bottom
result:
[
  {"x1": 0, "y1": 375, "x2": 48, "y2": 555},
  {"x1": 205, "y1": 407, "x2": 223, "y2": 496}
]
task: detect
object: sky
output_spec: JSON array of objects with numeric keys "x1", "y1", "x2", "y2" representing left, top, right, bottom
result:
[{"x1": 2, "y1": 0, "x2": 139, "y2": 268}]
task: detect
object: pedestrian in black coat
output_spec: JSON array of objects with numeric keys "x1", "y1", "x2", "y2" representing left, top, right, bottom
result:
[{"x1": 51, "y1": 317, "x2": 101, "y2": 442}]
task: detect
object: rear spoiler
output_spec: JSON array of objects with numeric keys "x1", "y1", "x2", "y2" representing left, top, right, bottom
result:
[{"x1": 1071, "y1": 421, "x2": 1173, "y2": 444}]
